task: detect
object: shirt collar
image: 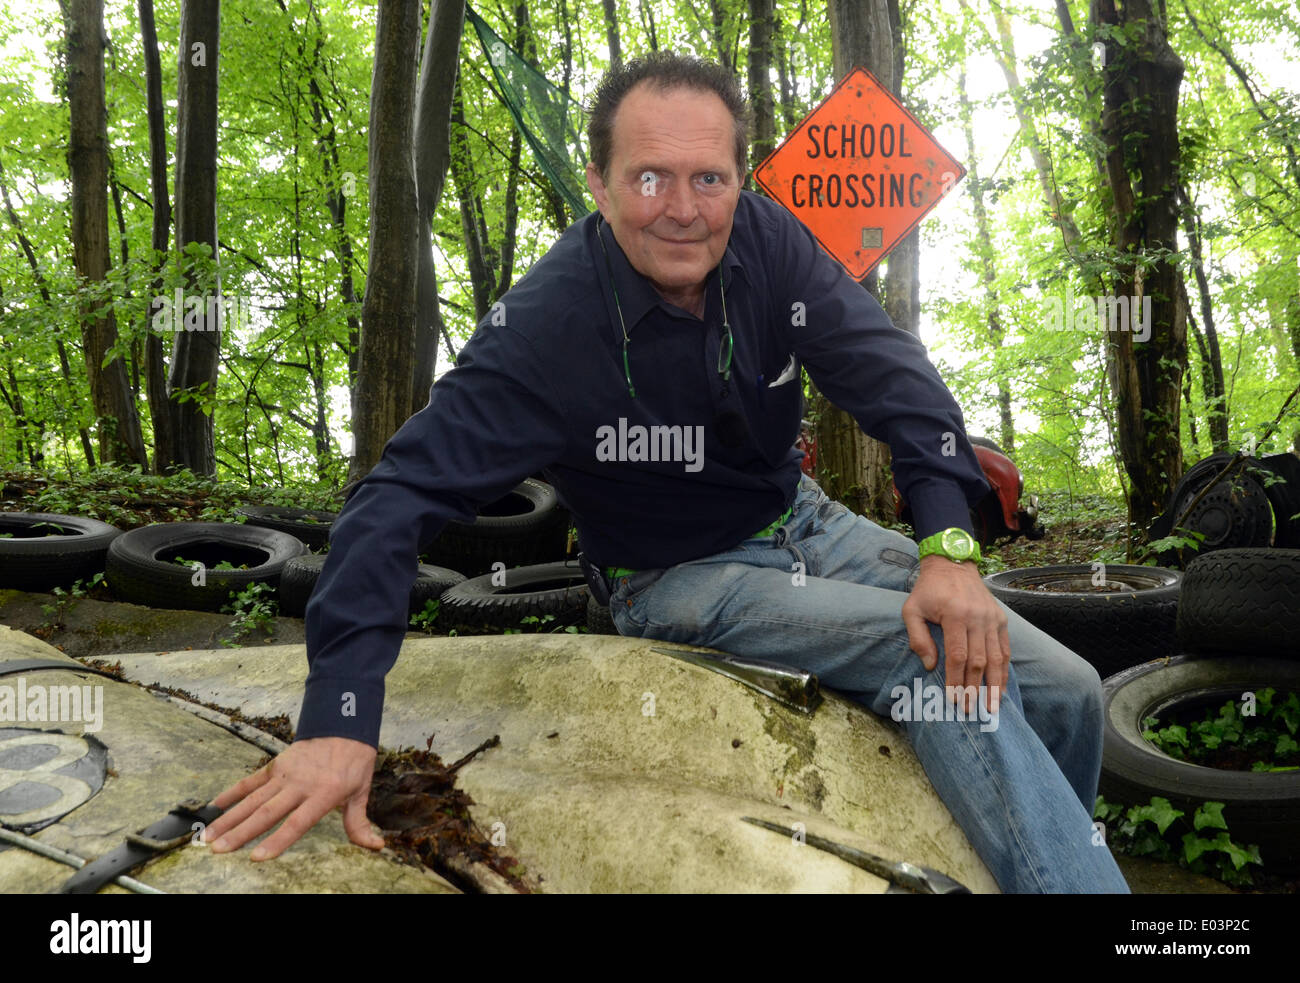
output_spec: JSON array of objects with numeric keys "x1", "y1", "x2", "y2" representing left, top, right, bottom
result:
[{"x1": 594, "y1": 213, "x2": 749, "y2": 331}]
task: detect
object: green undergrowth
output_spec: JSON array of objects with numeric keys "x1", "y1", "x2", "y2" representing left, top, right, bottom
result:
[
  {"x1": 1, "y1": 463, "x2": 340, "y2": 529},
  {"x1": 1094, "y1": 795, "x2": 1264, "y2": 887}
]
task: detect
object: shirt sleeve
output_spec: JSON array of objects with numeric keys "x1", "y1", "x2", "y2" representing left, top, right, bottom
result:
[
  {"x1": 762, "y1": 203, "x2": 988, "y2": 540},
  {"x1": 296, "y1": 322, "x2": 569, "y2": 747}
]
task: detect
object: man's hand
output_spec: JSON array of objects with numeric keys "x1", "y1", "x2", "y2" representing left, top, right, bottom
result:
[
  {"x1": 202, "y1": 736, "x2": 384, "y2": 861},
  {"x1": 902, "y1": 554, "x2": 1010, "y2": 716}
]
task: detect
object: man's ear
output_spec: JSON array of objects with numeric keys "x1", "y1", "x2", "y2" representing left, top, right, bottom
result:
[{"x1": 586, "y1": 161, "x2": 611, "y2": 219}]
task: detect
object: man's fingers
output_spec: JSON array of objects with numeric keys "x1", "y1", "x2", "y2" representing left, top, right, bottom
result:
[
  {"x1": 204, "y1": 774, "x2": 280, "y2": 847},
  {"x1": 248, "y1": 792, "x2": 338, "y2": 861},
  {"x1": 210, "y1": 784, "x2": 306, "y2": 855},
  {"x1": 998, "y1": 623, "x2": 1012, "y2": 701},
  {"x1": 342, "y1": 789, "x2": 385, "y2": 851},
  {"x1": 902, "y1": 600, "x2": 938, "y2": 671},
  {"x1": 985, "y1": 626, "x2": 1004, "y2": 715},
  {"x1": 961, "y1": 624, "x2": 986, "y2": 714}
]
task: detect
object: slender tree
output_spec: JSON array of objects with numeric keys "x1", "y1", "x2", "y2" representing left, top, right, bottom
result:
[
  {"x1": 1096, "y1": 0, "x2": 1188, "y2": 530},
  {"x1": 64, "y1": 0, "x2": 148, "y2": 468},
  {"x1": 138, "y1": 0, "x2": 174, "y2": 472},
  {"x1": 168, "y1": 0, "x2": 222, "y2": 475},
  {"x1": 411, "y1": 0, "x2": 466, "y2": 416},
  {"x1": 814, "y1": 0, "x2": 902, "y2": 521},
  {"x1": 350, "y1": 0, "x2": 421, "y2": 482}
]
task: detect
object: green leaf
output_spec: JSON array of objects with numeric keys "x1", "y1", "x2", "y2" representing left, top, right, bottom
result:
[
  {"x1": 1128, "y1": 797, "x2": 1184, "y2": 834},
  {"x1": 1192, "y1": 801, "x2": 1228, "y2": 832}
]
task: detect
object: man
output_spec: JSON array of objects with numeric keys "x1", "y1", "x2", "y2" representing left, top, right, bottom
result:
[{"x1": 205, "y1": 53, "x2": 1128, "y2": 893}]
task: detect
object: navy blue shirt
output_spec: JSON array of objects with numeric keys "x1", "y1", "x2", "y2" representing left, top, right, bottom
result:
[{"x1": 299, "y1": 190, "x2": 988, "y2": 746}]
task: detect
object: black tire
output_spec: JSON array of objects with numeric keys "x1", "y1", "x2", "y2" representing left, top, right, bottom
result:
[
  {"x1": 105, "y1": 522, "x2": 307, "y2": 612},
  {"x1": 984, "y1": 564, "x2": 1182, "y2": 677},
  {"x1": 408, "y1": 564, "x2": 466, "y2": 619},
  {"x1": 1177, "y1": 549, "x2": 1300, "y2": 657},
  {"x1": 277, "y1": 554, "x2": 465, "y2": 619},
  {"x1": 439, "y1": 560, "x2": 589, "y2": 631},
  {"x1": 968, "y1": 435, "x2": 1006, "y2": 456},
  {"x1": 422, "y1": 479, "x2": 569, "y2": 577},
  {"x1": 1155, "y1": 453, "x2": 1275, "y2": 559},
  {"x1": 0, "y1": 512, "x2": 122, "y2": 592},
  {"x1": 234, "y1": 505, "x2": 337, "y2": 551},
  {"x1": 1100, "y1": 656, "x2": 1300, "y2": 872},
  {"x1": 586, "y1": 595, "x2": 619, "y2": 635}
]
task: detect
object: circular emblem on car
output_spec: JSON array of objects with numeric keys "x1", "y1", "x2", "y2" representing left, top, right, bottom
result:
[{"x1": 0, "y1": 728, "x2": 108, "y2": 834}]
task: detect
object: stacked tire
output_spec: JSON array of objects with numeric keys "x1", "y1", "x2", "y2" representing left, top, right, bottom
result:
[
  {"x1": 984, "y1": 564, "x2": 1182, "y2": 678},
  {"x1": 277, "y1": 554, "x2": 465, "y2": 620},
  {"x1": 0, "y1": 512, "x2": 122, "y2": 592},
  {"x1": 1098, "y1": 548, "x2": 1300, "y2": 873}
]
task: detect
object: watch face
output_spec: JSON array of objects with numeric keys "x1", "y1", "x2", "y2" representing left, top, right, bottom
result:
[{"x1": 941, "y1": 528, "x2": 975, "y2": 560}]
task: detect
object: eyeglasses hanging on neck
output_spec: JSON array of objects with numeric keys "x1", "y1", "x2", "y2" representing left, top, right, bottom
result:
[{"x1": 596, "y1": 216, "x2": 733, "y2": 401}]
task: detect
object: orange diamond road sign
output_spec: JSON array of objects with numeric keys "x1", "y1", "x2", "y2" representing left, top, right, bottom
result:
[{"x1": 754, "y1": 67, "x2": 966, "y2": 281}]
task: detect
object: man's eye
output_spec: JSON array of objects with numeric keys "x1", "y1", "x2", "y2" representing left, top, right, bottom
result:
[{"x1": 700, "y1": 173, "x2": 719, "y2": 185}]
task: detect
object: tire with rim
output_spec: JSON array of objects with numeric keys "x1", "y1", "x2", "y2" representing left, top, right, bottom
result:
[
  {"x1": 277, "y1": 554, "x2": 465, "y2": 619},
  {"x1": 422, "y1": 479, "x2": 569, "y2": 577},
  {"x1": 439, "y1": 560, "x2": 588, "y2": 631},
  {"x1": 1100, "y1": 656, "x2": 1300, "y2": 872},
  {"x1": 234, "y1": 505, "x2": 337, "y2": 551},
  {"x1": 0, "y1": 512, "x2": 122, "y2": 592},
  {"x1": 1177, "y1": 549, "x2": 1300, "y2": 657},
  {"x1": 984, "y1": 564, "x2": 1182, "y2": 678},
  {"x1": 586, "y1": 595, "x2": 619, "y2": 635},
  {"x1": 105, "y1": 522, "x2": 307, "y2": 612}
]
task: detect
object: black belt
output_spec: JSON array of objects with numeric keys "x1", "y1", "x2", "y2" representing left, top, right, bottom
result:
[{"x1": 59, "y1": 799, "x2": 224, "y2": 894}]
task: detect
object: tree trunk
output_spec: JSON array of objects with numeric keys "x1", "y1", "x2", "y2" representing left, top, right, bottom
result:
[
  {"x1": 881, "y1": 0, "x2": 919, "y2": 339},
  {"x1": 138, "y1": 0, "x2": 174, "y2": 473},
  {"x1": 349, "y1": 0, "x2": 421, "y2": 483},
  {"x1": 601, "y1": 0, "x2": 622, "y2": 70},
  {"x1": 819, "y1": 0, "x2": 897, "y2": 521},
  {"x1": 1097, "y1": 0, "x2": 1187, "y2": 532},
  {"x1": 167, "y1": 0, "x2": 221, "y2": 476},
  {"x1": 449, "y1": 82, "x2": 493, "y2": 321},
  {"x1": 412, "y1": 0, "x2": 465, "y2": 416},
  {"x1": 64, "y1": 0, "x2": 148, "y2": 468},
  {"x1": 301, "y1": 5, "x2": 362, "y2": 401},
  {"x1": 747, "y1": 0, "x2": 776, "y2": 173},
  {"x1": 1177, "y1": 183, "x2": 1228, "y2": 450},
  {"x1": 958, "y1": 68, "x2": 1014, "y2": 453}
]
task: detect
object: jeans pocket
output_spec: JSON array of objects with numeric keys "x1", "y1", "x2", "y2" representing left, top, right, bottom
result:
[
  {"x1": 610, "y1": 568, "x2": 664, "y2": 632},
  {"x1": 880, "y1": 547, "x2": 920, "y2": 591}
]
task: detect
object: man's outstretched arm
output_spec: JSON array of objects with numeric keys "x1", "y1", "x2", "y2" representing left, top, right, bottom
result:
[{"x1": 204, "y1": 320, "x2": 569, "y2": 858}]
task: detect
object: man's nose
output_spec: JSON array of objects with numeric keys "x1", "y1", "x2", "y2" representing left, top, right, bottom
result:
[{"x1": 662, "y1": 176, "x2": 699, "y2": 225}]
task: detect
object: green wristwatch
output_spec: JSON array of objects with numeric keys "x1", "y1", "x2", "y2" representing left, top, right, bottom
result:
[{"x1": 917, "y1": 527, "x2": 982, "y2": 564}]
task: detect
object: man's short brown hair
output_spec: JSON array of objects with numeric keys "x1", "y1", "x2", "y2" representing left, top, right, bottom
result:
[{"x1": 587, "y1": 51, "x2": 751, "y2": 181}]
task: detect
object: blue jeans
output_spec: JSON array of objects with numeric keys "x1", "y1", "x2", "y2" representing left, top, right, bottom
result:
[{"x1": 609, "y1": 475, "x2": 1130, "y2": 893}]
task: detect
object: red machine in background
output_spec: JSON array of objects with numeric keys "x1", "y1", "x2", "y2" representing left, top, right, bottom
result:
[{"x1": 796, "y1": 423, "x2": 1041, "y2": 548}]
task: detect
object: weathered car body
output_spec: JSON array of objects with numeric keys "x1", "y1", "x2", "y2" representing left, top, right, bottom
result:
[{"x1": 1, "y1": 626, "x2": 997, "y2": 894}]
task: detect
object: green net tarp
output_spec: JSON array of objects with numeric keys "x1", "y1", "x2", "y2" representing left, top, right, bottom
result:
[{"x1": 465, "y1": 6, "x2": 592, "y2": 220}]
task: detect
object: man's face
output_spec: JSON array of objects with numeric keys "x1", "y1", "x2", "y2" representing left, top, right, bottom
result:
[{"x1": 586, "y1": 83, "x2": 744, "y2": 308}]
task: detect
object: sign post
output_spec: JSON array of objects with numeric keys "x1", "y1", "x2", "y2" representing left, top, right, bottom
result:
[{"x1": 754, "y1": 68, "x2": 966, "y2": 281}]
